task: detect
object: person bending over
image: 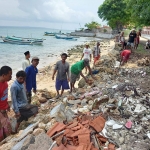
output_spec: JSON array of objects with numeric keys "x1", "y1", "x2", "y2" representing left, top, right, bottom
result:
[
  {"x1": 70, "y1": 59, "x2": 95, "y2": 92},
  {"x1": 120, "y1": 46, "x2": 131, "y2": 65}
]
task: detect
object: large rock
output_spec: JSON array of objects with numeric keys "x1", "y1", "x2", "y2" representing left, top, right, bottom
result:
[
  {"x1": 33, "y1": 128, "x2": 45, "y2": 136},
  {"x1": 27, "y1": 133, "x2": 54, "y2": 150},
  {"x1": 78, "y1": 78, "x2": 86, "y2": 88}
]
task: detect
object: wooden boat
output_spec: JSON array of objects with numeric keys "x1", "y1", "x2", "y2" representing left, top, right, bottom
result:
[
  {"x1": 0, "y1": 36, "x2": 45, "y2": 45},
  {"x1": 55, "y1": 34, "x2": 76, "y2": 40},
  {"x1": 44, "y1": 31, "x2": 62, "y2": 36},
  {"x1": 44, "y1": 32, "x2": 56, "y2": 36}
]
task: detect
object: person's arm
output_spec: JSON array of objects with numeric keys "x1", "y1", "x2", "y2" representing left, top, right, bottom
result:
[
  {"x1": 24, "y1": 67, "x2": 30, "y2": 91},
  {"x1": 81, "y1": 49, "x2": 85, "y2": 60},
  {"x1": 52, "y1": 62, "x2": 58, "y2": 80},
  {"x1": 80, "y1": 71, "x2": 88, "y2": 82},
  {"x1": 81, "y1": 53, "x2": 84, "y2": 60},
  {"x1": 33, "y1": 69, "x2": 38, "y2": 93},
  {"x1": 67, "y1": 64, "x2": 70, "y2": 81},
  {"x1": 87, "y1": 65, "x2": 95, "y2": 79},
  {"x1": 93, "y1": 47, "x2": 95, "y2": 58},
  {"x1": 10, "y1": 87, "x2": 20, "y2": 116}
]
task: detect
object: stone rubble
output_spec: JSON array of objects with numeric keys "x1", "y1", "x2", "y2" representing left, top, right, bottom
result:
[{"x1": 0, "y1": 40, "x2": 150, "y2": 150}]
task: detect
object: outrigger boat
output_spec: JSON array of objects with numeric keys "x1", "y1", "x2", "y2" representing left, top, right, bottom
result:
[{"x1": 0, "y1": 36, "x2": 45, "y2": 45}]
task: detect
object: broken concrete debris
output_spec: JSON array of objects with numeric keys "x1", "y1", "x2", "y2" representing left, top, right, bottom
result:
[{"x1": 1, "y1": 40, "x2": 150, "y2": 150}]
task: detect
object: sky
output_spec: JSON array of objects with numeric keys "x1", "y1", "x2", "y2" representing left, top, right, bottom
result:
[{"x1": 0, "y1": 0, "x2": 105, "y2": 30}]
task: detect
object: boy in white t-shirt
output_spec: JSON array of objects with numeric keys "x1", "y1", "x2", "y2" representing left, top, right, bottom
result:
[{"x1": 81, "y1": 43, "x2": 92, "y2": 73}]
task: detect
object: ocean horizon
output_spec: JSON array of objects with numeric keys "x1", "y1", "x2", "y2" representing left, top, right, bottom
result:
[{"x1": 0, "y1": 26, "x2": 100, "y2": 79}]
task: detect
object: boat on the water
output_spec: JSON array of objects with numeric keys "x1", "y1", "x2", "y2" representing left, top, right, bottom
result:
[
  {"x1": 55, "y1": 34, "x2": 77, "y2": 40},
  {"x1": 0, "y1": 36, "x2": 45, "y2": 45},
  {"x1": 44, "y1": 32, "x2": 56, "y2": 36},
  {"x1": 44, "y1": 31, "x2": 62, "y2": 36}
]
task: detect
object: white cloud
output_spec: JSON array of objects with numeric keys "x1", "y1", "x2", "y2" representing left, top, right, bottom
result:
[{"x1": 0, "y1": 0, "x2": 105, "y2": 29}]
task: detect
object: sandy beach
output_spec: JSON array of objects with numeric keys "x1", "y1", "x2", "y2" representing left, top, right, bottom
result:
[{"x1": 36, "y1": 39, "x2": 115, "y2": 93}]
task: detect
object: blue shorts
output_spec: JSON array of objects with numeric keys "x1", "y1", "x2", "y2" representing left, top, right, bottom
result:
[{"x1": 55, "y1": 79, "x2": 70, "y2": 90}]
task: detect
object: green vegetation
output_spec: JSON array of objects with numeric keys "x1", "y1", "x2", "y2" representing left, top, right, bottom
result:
[
  {"x1": 85, "y1": 21, "x2": 101, "y2": 30},
  {"x1": 98, "y1": 0, "x2": 150, "y2": 31},
  {"x1": 98, "y1": 0, "x2": 130, "y2": 31}
]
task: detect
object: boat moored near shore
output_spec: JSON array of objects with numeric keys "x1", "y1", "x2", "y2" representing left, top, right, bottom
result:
[{"x1": 0, "y1": 36, "x2": 45, "y2": 45}]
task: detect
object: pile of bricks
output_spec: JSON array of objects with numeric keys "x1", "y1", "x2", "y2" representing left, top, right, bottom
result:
[{"x1": 47, "y1": 114, "x2": 116, "y2": 150}]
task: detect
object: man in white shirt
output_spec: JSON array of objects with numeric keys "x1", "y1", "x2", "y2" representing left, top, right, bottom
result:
[
  {"x1": 81, "y1": 43, "x2": 92, "y2": 73},
  {"x1": 22, "y1": 51, "x2": 31, "y2": 71}
]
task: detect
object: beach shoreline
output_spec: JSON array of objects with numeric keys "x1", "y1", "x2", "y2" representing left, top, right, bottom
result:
[{"x1": 36, "y1": 38, "x2": 115, "y2": 93}]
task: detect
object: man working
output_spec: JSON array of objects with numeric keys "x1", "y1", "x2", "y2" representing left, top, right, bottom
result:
[
  {"x1": 93, "y1": 41, "x2": 101, "y2": 65},
  {"x1": 70, "y1": 59, "x2": 95, "y2": 92},
  {"x1": 25, "y1": 57, "x2": 39, "y2": 103},
  {"x1": 120, "y1": 47, "x2": 131, "y2": 65},
  {"x1": 52, "y1": 53, "x2": 70, "y2": 99},
  {"x1": 22, "y1": 51, "x2": 31, "y2": 71},
  {"x1": 81, "y1": 43, "x2": 92, "y2": 73},
  {"x1": 11, "y1": 71, "x2": 38, "y2": 132},
  {"x1": 0, "y1": 66, "x2": 12, "y2": 141}
]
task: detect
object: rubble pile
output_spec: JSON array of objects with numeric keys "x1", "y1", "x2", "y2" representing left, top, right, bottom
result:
[{"x1": 0, "y1": 40, "x2": 150, "y2": 150}]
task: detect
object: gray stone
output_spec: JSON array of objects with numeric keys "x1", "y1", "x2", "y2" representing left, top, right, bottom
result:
[{"x1": 27, "y1": 133, "x2": 54, "y2": 150}]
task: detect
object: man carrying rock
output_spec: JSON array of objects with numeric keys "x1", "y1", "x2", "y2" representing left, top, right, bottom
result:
[
  {"x1": 0, "y1": 66, "x2": 12, "y2": 141},
  {"x1": 11, "y1": 71, "x2": 38, "y2": 132},
  {"x1": 52, "y1": 53, "x2": 70, "y2": 99},
  {"x1": 22, "y1": 51, "x2": 31, "y2": 71},
  {"x1": 70, "y1": 58, "x2": 95, "y2": 92},
  {"x1": 25, "y1": 57, "x2": 39, "y2": 103},
  {"x1": 93, "y1": 41, "x2": 101, "y2": 65},
  {"x1": 80, "y1": 43, "x2": 92, "y2": 73}
]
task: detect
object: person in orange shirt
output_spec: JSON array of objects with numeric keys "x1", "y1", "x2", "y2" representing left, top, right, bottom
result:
[{"x1": 0, "y1": 66, "x2": 12, "y2": 142}]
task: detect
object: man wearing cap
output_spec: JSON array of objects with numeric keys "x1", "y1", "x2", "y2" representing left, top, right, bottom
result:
[
  {"x1": 22, "y1": 51, "x2": 30, "y2": 71},
  {"x1": 81, "y1": 43, "x2": 92, "y2": 73},
  {"x1": 25, "y1": 57, "x2": 39, "y2": 103},
  {"x1": 93, "y1": 42, "x2": 101, "y2": 65},
  {"x1": 70, "y1": 58, "x2": 95, "y2": 92},
  {"x1": 52, "y1": 53, "x2": 70, "y2": 99}
]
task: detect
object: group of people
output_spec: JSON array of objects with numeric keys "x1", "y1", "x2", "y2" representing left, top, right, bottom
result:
[
  {"x1": 0, "y1": 51, "x2": 39, "y2": 141},
  {"x1": 0, "y1": 42, "x2": 100, "y2": 141},
  {"x1": 118, "y1": 29, "x2": 141, "y2": 51},
  {"x1": 52, "y1": 42, "x2": 100, "y2": 98}
]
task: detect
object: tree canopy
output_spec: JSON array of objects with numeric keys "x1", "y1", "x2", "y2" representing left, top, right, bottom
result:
[
  {"x1": 126, "y1": 0, "x2": 150, "y2": 27},
  {"x1": 98, "y1": 0, "x2": 150, "y2": 30},
  {"x1": 98, "y1": 0, "x2": 130, "y2": 31},
  {"x1": 85, "y1": 21, "x2": 101, "y2": 30}
]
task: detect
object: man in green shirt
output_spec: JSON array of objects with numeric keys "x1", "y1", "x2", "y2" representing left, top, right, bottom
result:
[{"x1": 70, "y1": 58, "x2": 95, "y2": 92}]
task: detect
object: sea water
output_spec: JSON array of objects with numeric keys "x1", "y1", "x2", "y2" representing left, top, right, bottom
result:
[{"x1": 0, "y1": 26, "x2": 99, "y2": 79}]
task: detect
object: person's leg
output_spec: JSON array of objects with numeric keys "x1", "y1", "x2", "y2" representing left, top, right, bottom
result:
[
  {"x1": 55, "y1": 79, "x2": 61, "y2": 98},
  {"x1": 26, "y1": 92, "x2": 32, "y2": 104},
  {"x1": 85, "y1": 66, "x2": 87, "y2": 74},
  {"x1": 61, "y1": 80, "x2": 69, "y2": 96}
]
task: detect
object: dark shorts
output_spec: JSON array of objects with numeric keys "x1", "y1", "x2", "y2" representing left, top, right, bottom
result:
[
  {"x1": 17, "y1": 104, "x2": 38, "y2": 123},
  {"x1": 55, "y1": 79, "x2": 70, "y2": 90}
]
